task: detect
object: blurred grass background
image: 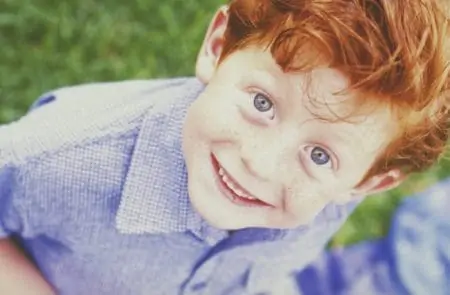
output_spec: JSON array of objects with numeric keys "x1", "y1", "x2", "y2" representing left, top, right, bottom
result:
[{"x1": 1, "y1": 0, "x2": 449, "y2": 246}]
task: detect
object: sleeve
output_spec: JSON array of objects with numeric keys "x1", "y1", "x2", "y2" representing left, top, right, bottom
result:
[
  {"x1": 0, "y1": 90, "x2": 60, "y2": 239},
  {"x1": 295, "y1": 178, "x2": 450, "y2": 295},
  {"x1": 0, "y1": 125, "x2": 22, "y2": 238},
  {"x1": 294, "y1": 239, "x2": 408, "y2": 295},
  {"x1": 389, "y1": 178, "x2": 450, "y2": 295}
]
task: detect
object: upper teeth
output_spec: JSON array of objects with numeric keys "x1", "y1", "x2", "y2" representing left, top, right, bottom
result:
[{"x1": 218, "y1": 167, "x2": 257, "y2": 200}]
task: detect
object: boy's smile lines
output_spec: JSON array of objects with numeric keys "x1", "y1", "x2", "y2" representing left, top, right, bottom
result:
[{"x1": 210, "y1": 153, "x2": 273, "y2": 208}]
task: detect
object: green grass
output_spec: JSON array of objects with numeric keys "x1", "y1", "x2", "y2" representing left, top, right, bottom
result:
[{"x1": 2, "y1": 0, "x2": 449, "y2": 246}]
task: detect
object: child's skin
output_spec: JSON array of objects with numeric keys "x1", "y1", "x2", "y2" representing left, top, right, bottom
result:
[
  {"x1": 0, "y1": 2, "x2": 447, "y2": 294},
  {"x1": 182, "y1": 7, "x2": 403, "y2": 231}
]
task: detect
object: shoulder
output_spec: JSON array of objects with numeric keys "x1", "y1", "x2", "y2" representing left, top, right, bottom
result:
[
  {"x1": 0, "y1": 77, "x2": 192, "y2": 165},
  {"x1": 0, "y1": 77, "x2": 200, "y2": 235},
  {"x1": 29, "y1": 78, "x2": 190, "y2": 112}
]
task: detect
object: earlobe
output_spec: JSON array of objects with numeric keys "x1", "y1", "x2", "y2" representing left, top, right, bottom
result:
[
  {"x1": 352, "y1": 169, "x2": 406, "y2": 197},
  {"x1": 196, "y1": 6, "x2": 229, "y2": 83}
]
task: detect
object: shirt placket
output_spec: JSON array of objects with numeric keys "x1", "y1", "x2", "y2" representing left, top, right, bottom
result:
[{"x1": 181, "y1": 255, "x2": 224, "y2": 295}]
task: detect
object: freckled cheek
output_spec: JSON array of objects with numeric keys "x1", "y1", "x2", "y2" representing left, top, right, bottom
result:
[
  {"x1": 195, "y1": 95, "x2": 247, "y2": 140},
  {"x1": 283, "y1": 186, "x2": 328, "y2": 222},
  {"x1": 321, "y1": 179, "x2": 351, "y2": 196}
]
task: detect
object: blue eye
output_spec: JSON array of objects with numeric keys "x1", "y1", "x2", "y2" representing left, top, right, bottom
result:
[
  {"x1": 253, "y1": 93, "x2": 273, "y2": 113},
  {"x1": 310, "y1": 147, "x2": 330, "y2": 166}
]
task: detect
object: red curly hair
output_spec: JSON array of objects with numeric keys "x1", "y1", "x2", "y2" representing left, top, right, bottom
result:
[{"x1": 219, "y1": 0, "x2": 450, "y2": 184}]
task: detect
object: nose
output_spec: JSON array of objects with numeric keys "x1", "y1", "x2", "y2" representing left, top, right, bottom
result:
[
  {"x1": 241, "y1": 154, "x2": 266, "y2": 181},
  {"x1": 238, "y1": 132, "x2": 300, "y2": 206},
  {"x1": 239, "y1": 138, "x2": 289, "y2": 183},
  {"x1": 239, "y1": 139, "x2": 293, "y2": 206}
]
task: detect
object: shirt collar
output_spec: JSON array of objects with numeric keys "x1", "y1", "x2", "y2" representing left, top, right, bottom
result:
[{"x1": 115, "y1": 78, "x2": 227, "y2": 243}]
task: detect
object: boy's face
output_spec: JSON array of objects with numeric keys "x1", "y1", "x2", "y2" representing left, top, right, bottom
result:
[{"x1": 181, "y1": 8, "x2": 402, "y2": 230}]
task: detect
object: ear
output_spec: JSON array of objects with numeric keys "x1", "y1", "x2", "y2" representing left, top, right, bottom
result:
[
  {"x1": 351, "y1": 169, "x2": 406, "y2": 197},
  {"x1": 196, "y1": 6, "x2": 229, "y2": 84}
]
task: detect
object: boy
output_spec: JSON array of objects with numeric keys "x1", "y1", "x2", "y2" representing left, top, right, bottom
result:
[{"x1": 0, "y1": 0, "x2": 449, "y2": 294}]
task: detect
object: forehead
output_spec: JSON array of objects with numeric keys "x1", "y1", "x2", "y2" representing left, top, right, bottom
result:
[
  {"x1": 291, "y1": 68, "x2": 387, "y2": 123},
  {"x1": 239, "y1": 48, "x2": 395, "y2": 122},
  {"x1": 221, "y1": 46, "x2": 398, "y2": 134},
  {"x1": 290, "y1": 68, "x2": 398, "y2": 154}
]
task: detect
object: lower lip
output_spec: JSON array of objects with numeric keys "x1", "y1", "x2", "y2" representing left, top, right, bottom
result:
[{"x1": 210, "y1": 154, "x2": 271, "y2": 208}]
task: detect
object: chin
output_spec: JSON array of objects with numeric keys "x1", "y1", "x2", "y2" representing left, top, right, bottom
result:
[
  {"x1": 190, "y1": 201, "x2": 252, "y2": 230},
  {"x1": 203, "y1": 216, "x2": 244, "y2": 230}
]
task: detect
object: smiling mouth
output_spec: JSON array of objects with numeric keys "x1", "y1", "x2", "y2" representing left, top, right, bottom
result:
[{"x1": 211, "y1": 154, "x2": 272, "y2": 207}]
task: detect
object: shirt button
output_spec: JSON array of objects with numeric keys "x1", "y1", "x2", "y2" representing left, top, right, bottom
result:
[{"x1": 34, "y1": 94, "x2": 56, "y2": 108}]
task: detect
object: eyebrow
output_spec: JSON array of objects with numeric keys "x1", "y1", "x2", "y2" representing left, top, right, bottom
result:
[
  {"x1": 242, "y1": 70, "x2": 286, "y2": 101},
  {"x1": 310, "y1": 121, "x2": 362, "y2": 160}
]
